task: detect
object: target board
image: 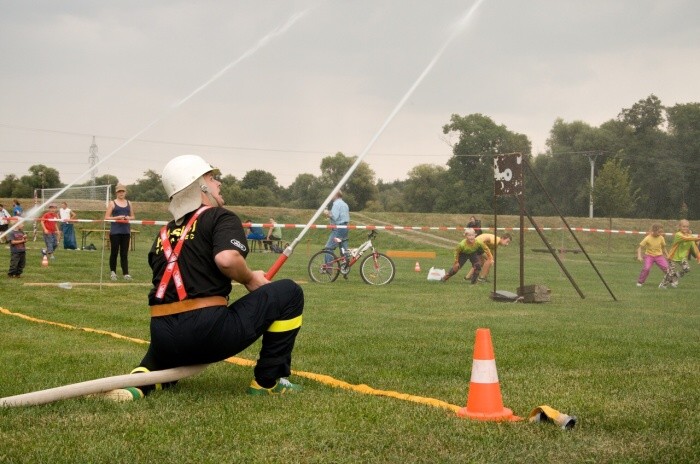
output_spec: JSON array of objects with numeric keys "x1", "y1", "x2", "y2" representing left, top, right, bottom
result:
[{"x1": 494, "y1": 153, "x2": 523, "y2": 196}]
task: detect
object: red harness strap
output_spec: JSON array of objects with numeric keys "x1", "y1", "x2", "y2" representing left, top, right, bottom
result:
[{"x1": 155, "y1": 206, "x2": 211, "y2": 301}]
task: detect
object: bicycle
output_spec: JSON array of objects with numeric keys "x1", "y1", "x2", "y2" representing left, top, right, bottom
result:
[{"x1": 307, "y1": 230, "x2": 396, "y2": 285}]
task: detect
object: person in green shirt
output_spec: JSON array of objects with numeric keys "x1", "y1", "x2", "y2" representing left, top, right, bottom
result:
[
  {"x1": 264, "y1": 217, "x2": 283, "y2": 252},
  {"x1": 659, "y1": 219, "x2": 700, "y2": 288},
  {"x1": 442, "y1": 228, "x2": 492, "y2": 284}
]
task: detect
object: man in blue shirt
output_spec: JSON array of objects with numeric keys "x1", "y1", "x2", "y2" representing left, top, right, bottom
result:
[{"x1": 323, "y1": 191, "x2": 350, "y2": 264}]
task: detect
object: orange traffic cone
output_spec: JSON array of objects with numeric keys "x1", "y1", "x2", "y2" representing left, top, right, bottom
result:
[
  {"x1": 41, "y1": 254, "x2": 49, "y2": 268},
  {"x1": 414, "y1": 261, "x2": 421, "y2": 272},
  {"x1": 457, "y1": 328, "x2": 520, "y2": 421}
]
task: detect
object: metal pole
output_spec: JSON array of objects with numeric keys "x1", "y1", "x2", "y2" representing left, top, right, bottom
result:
[{"x1": 588, "y1": 153, "x2": 596, "y2": 219}]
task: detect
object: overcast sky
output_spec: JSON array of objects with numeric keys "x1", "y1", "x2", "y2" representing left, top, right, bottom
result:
[{"x1": 1, "y1": 1, "x2": 699, "y2": 189}]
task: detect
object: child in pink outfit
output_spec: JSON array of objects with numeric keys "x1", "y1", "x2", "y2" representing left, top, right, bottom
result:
[{"x1": 636, "y1": 223, "x2": 668, "y2": 287}]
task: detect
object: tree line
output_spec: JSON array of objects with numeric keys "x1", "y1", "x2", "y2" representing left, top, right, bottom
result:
[{"x1": 1, "y1": 94, "x2": 698, "y2": 220}]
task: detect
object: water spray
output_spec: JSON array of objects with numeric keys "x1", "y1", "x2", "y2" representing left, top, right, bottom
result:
[
  {"x1": 0, "y1": 9, "x2": 310, "y2": 243},
  {"x1": 266, "y1": 0, "x2": 486, "y2": 279}
]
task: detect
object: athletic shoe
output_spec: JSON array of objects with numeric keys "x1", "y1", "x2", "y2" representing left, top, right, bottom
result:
[
  {"x1": 477, "y1": 277, "x2": 487, "y2": 284},
  {"x1": 670, "y1": 282, "x2": 678, "y2": 288},
  {"x1": 91, "y1": 387, "x2": 144, "y2": 402},
  {"x1": 124, "y1": 274, "x2": 133, "y2": 281},
  {"x1": 110, "y1": 271, "x2": 118, "y2": 281},
  {"x1": 658, "y1": 283, "x2": 667, "y2": 289},
  {"x1": 636, "y1": 283, "x2": 643, "y2": 287},
  {"x1": 247, "y1": 378, "x2": 302, "y2": 396}
]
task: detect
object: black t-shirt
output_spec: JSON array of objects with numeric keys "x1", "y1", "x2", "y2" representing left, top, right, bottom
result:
[{"x1": 148, "y1": 207, "x2": 249, "y2": 305}]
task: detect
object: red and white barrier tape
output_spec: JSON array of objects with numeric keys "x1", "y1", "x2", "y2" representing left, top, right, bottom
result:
[{"x1": 5, "y1": 217, "x2": 697, "y2": 238}]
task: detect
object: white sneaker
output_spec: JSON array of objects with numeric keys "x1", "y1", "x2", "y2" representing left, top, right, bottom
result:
[
  {"x1": 110, "y1": 271, "x2": 117, "y2": 281},
  {"x1": 124, "y1": 274, "x2": 133, "y2": 281},
  {"x1": 670, "y1": 282, "x2": 678, "y2": 288},
  {"x1": 636, "y1": 283, "x2": 643, "y2": 287},
  {"x1": 658, "y1": 283, "x2": 667, "y2": 289}
]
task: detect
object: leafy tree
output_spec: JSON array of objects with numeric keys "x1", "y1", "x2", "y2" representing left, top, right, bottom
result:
[
  {"x1": 127, "y1": 170, "x2": 168, "y2": 202},
  {"x1": 615, "y1": 95, "x2": 673, "y2": 218},
  {"x1": 374, "y1": 179, "x2": 405, "y2": 212},
  {"x1": 88, "y1": 174, "x2": 119, "y2": 190},
  {"x1": 442, "y1": 113, "x2": 531, "y2": 213},
  {"x1": 318, "y1": 152, "x2": 378, "y2": 210},
  {"x1": 21, "y1": 165, "x2": 62, "y2": 190},
  {"x1": 241, "y1": 170, "x2": 280, "y2": 194},
  {"x1": 592, "y1": 158, "x2": 637, "y2": 220},
  {"x1": 618, "y1": 94, "x2": 664, "y2": 134},
  {"x1": 238, "y1": 186, "x2": 278, "y2": 206},
  {"x1": 402, "y1": 164, "x2": 447, "y2": 212},
  {"x1": 666, "y1": 102, "x2": 700, "y2": 218},
  {"x1": 219, "y1": 175, "x2": 242, "y2": 205},
  {"x1": 0, "y1": 174, "x2": 23, "y2": 198},
  {"x1": 286, "y1": 173, "x2": 322, "y2": 209}
]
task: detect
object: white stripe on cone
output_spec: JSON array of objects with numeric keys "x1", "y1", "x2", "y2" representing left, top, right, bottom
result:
[{"x1": 470, "y1": 359, "x2": 499, "y2": 383}]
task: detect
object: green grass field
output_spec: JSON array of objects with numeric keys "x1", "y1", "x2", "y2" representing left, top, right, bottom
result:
[{"x1": 1, "y1": 208, "x2": 698, "y2": 463}]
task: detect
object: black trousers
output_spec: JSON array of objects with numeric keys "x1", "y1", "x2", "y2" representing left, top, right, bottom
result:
[
  {"x1": 109, "y1": 233, "x2": 130, "y2": 274},
  {"x1": 9, "y1": 252, "x2": 25, "y2": 276},
  {"x1": 138, "y1": 279, "x2": 304, "y2": 386},
  {"x1": 446, "y1": 251, "x2": 483, "y2": 283}
]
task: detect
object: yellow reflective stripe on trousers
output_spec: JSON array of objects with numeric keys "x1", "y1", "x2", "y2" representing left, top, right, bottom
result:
[{"x1": 267, "y1": 315, "x2": 302, "y2": 333}]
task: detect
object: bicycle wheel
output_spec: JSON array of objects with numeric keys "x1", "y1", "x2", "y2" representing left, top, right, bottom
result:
[
  {"x1": 308, "y1": 250, "x2": 341, "y2": 283},
  {"x1": 359, "y1": 252, "x2": 395, "y2": 285}
]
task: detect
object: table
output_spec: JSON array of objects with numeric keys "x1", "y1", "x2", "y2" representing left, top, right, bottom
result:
[{"x1": 80, "y1": 229, "x2": 139, "y2": 251}]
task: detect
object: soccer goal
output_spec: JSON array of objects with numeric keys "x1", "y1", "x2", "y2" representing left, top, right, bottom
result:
[{"x1": 40, "y1": 185, "x2": 112, "y2": 211}]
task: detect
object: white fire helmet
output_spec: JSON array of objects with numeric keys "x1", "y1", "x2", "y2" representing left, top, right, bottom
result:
[{"x1": 161, "y1": 154, "x2": 216, "y2": 198}]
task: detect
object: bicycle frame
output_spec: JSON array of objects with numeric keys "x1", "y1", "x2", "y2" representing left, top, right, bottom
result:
[
  {"x1": 309, "y1": 230, "x2": 395, "y2": 285},
  {"x1": 331, "y1": 230, "x2": 378, "y2": 268}
]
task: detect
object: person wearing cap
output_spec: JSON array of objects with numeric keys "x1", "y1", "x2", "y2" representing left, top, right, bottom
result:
[
  {"x1": 105, "y1": 183, "x2": 135, "y2": 281},
  {"x1": 40, "y1": 203, "x2": 60, "y2": 260},
  {"x1": 122, "y1": 154, "x2": 304, "y2": 398}
]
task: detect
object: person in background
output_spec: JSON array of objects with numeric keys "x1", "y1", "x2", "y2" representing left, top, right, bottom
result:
[
  {"x1": 323, "y1": 191, "x2": 350, "y2": 265},
  {"x1": 105, "y1": 184, "x2": 135, "y2": 281},
  {"x1": 264, "y1": 217, "x2": 283, "y2": 252},
  {"x1": 7, "y1": 220, "x2": 27, "y2": 278},
  {"x1": 659, "y1": 219, "x2": 700, "y2": 289},
  {"x1": 117, "y1": 154, "x2": 303, "y2": 399},
  {"x1": 467, "y1": 216, "x2": 482, "y2": 237},
  {"x1": 245, "y1": 219, "x2": 266, "y2": 252},
  {"x1": 59, "y1": 201, "x2": 78, "y2": 250},
  {"x1": 0, "y1": 204, "x2": 10, "y2": 244},
  {"x1": 441, "y1": 228, "x2": 492, "y2": 284},
  {"x1": 41, "y1": 203, "x2": 59, "y2": 260},
  {"x1": 636, "y1": 223, "x2": 668, "y2": 287},
  {"x1": 466, "y1": 232, "x2": 512, "y2": 283},
  {"x1": 12, "y1": 199, "x2": 23, "y2": 217}
]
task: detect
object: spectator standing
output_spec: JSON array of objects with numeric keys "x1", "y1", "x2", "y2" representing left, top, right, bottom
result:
[
  {"x1": 59, "y1": 201, "x2": 78, "y2": 250},
  {"x1": 0, "y1": 204, "x2": 10, "y2": 244},
  {"x1": 41, "y1": 203, "x2": 59, "y2": 260},
  {"x1": 8, "y1": 220, "x2": 27, "y2": 277},
  {"x1": 467, "y1": 216, "x2": 483, "y2": 237},
  {"x1": 12, "y1": 199, "x2": 23, "y2": 217},
  {"x1": 105, "y1": 184, "x2": 135, "y2": 281}
]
